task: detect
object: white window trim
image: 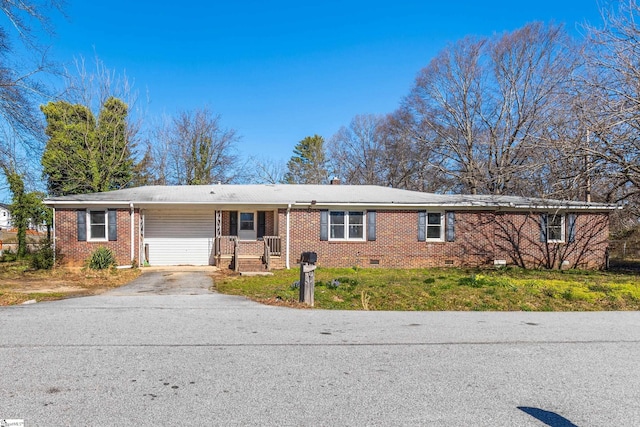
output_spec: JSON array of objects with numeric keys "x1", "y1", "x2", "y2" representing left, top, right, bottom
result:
[
  {"x1": 328, "y1": 210, "x2": 366, "y2": 241},
  {"x1": 546, "y1": 213, "x2": 565, "y2": 243},
  {"x1": 426, "y1": 211, "x2": 445, "y2": 242},
  {"x1": 238, "y1": 211, "x2": 257, "y2": 241},
  {"x1": 88, "y1": 209, "x2": 109, "y2": 242},
  {"x1": 239, "y1": 212, "x2": 255, "y2": 231}
]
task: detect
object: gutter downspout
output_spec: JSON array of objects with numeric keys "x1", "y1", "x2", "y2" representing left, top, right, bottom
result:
[
  {"x1": 52, "y1": 207, "x2": 56, "y2": 266},
  {"x1": 286, "y1": 203, "x2": 291, "y2": 269},
  {"x1": 130, "y1": 202, "x2": 135, "y2": 265}
]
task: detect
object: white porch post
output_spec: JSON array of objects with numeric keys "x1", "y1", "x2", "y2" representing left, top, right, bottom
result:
[
  {"x1": 215, "y1": 210, "x2": 222, "y2": 260},
  {"x1": 52, "y1": 207, "x2": 56, "y2": 265},
  {"x1": 215, "y1": 210, "x2": 222, "y2": 238},
  {"x1": 129, "y1": 202, "x2": 135, "y2": 264},
  {"x1": 286, "y1": 204, "x2": 291, "y2": 269}
]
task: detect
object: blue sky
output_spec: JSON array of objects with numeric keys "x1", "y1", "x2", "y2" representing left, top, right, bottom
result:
[{"x1": 43, "y1": 0, "x2": 605, "y2": 166}]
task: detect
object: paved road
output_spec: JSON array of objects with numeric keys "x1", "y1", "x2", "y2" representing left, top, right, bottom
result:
[{"x1": 1, "y1": 271, "x2": 640, "y2": 426}]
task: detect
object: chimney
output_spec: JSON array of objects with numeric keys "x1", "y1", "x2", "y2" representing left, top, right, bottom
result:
[{"x1": 330, "y1": 177, "x2": 341, "y2": 185}]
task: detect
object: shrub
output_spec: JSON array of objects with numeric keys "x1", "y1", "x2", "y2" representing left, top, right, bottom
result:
[
  {"x1": 458, "y1": 274, "x2": 484, "y2": 288},
  {"x1": 1, "y1": 247, "x2": 17, "y2": 262},
  {"x1": 335, "y1": 276, "x2": 358, "y2": 286},
  {"x1": 30, "y1": 239, "x2": 54, "y2": 270},
  {"x1": 327, "y1": 279, "x2": 340, "y2": 289},
  {"x1": 87, "y1": 246, "x2": 117, "y2": 270}
]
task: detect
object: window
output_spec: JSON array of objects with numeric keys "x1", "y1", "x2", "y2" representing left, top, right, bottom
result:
[
  {"x1": 89, "y1": 210, "x2": 107, "y2": 240},
  {"x1": 419, "y1": 211, "x2": 445, "y2": 242},
  {"x1": 427, "y1": 212, "x2": 443, "y2": 240},
  {"x1": 329, "y1": 211, "x2": 365, "y2": 241},
  {"x1": 240, "y1": 212, "x2": 254, "y2": 231},
  {"x1": 546, "y1": 214, "x2": 564, "y2": 243},
  {"x1": 77, "y1": 209, "x2": 116, "y2": 242}
]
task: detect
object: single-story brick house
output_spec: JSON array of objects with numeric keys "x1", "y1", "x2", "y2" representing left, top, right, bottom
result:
[{"x1": 44, "y1": 184, "x2": 617, "y2": 270}]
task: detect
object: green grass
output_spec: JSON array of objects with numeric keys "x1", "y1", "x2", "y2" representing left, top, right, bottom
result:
[{"x1": 214, "y1": 267, "x2": 640, "y2": 311}]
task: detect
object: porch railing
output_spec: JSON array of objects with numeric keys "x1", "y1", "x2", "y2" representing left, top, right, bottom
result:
[
  {"x1": 263, "y1": 236, "x2": 281, "y2": 256},
  {"x1": 214, "y1": 236, "x2": 238, "y2": 256},
  {"x1": 215, "y1": 236, "x2": 281, "y2": 257},
  {"x1": 214, "y1": 235, "x2": 282, "y2": 271}
]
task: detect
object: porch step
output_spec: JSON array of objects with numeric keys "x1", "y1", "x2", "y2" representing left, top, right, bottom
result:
[{"x1": 236, "y1": 257, "x2": 268, "y2": 273}]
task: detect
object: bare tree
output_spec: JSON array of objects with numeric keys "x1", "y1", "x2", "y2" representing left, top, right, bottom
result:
[
  {"x1": 329, "y1": 114, "x2": 387, "y2": 185},
  {"x1": 579, "y1": 0, "x2": 640, "y2": 214},
  {"x1": 157, "y1": 107, "x2": 241, "y2": 185},
  {"x1": 248, "y1": 155, "x2": 287, "y2": 184},
  {"x1": 62, "y1": 55, "x2": 142, "y2": 153},
  {"x1": 134, "y1": 116, "x2": 172, "y2": 185},
  {"x1": 378, "y1": 109, "x2": 451, "y2": 192},
  {"x1": 0, "y1": 0, "x2": 63, "y2": 187},
  {"x1": 0, "y1": 1, "x2": 63, "y2": 48},
  {"x1": 402, "y1": 22, "x2": 579, "y2": 196}
]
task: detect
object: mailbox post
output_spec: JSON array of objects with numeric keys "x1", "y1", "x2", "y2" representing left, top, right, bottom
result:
[{"x1": 299, "y1": 252, "x2": 317, "y2": 306}]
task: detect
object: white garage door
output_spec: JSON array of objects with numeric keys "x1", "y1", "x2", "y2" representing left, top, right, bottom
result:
[{"x1": 144, "y1": 210, "x2": 215, "y2": 266}]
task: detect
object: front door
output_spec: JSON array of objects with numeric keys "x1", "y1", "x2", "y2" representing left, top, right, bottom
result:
[{"x1": 238, "y1": 212, "x2": 256, "y2": 240}]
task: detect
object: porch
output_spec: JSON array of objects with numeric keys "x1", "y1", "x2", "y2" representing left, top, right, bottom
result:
[{"x1": 213, "y1": 235, "x2": 283, "y2": 272}]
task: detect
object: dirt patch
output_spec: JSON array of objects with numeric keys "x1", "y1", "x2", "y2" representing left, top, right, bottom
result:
[
  {"x1": 257, "y1": 296, "x2": 311, "y2": 309},
  {"x1": 0, "y1": 264, "x2": 141, "y2": 305}
]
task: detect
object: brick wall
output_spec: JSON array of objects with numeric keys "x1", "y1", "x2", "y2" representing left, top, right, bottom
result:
[
  {"x1": 492, "y1": 211, "x2": 609, "y2": 269},
  {"x1": 278, "y1": 208, "x2": 609, "y2": 269},
  {"x1": 55, "y1": 208, "x2": 140, "y2": 266},
  {"x1": 54, "y1": 206, "x2": 609, "y2": 269}
]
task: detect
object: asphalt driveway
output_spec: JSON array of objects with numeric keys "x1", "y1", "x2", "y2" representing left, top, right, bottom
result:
[
  {"x1": 104, "y1": 268, "x2": 216, "y2": 295},
  {"x1": 1, "y1": 270, "x2": 640, "y2": 426}
]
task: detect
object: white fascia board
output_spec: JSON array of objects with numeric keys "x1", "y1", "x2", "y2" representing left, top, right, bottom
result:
[
  {"x1": 506, "y1": 204, "x2": 620, "y2": 211},
  {"x1": 295, "y1": 202, "x2": 619, "y2": 212},
  {"x1": 45, "y1": 199, "x2": 619, "y2": 212},
  {"x1": 44, "y1": 200, "x2": 133, "y2": 207}
]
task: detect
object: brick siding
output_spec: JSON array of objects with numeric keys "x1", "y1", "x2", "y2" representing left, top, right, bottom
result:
[
  {"x1": 279, "y1": 209, "x2": 609, "y2": 269},
  {"x1": 55, "y1": 208, "x2": 141, "y2": 267},
  {"x1": 55, "y1": 206, "x2": 609, "y2": 270}
]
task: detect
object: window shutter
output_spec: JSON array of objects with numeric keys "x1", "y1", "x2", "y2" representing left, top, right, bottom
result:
[
  {"x1": 77, "y1": 210, "x2": 86, "y2": 242},
  {"x1": 567, "y1": 213, "x2": 577, "y2": 243},
  {"x1": 108, "y1": 210, "x2": 117, "y2": 241},
  {"x1": 418, "y1": 211, "x2": 426, "y2": 242},
  {"x1": 367, "y1": 211, "x2": 376, "y2": 241},
  {"x1": 229, "y1": 211, "x2": 238, "y2": 236},
  {"x1": 445, "y1": 211, "x2": 455, "y2": 242},
  {"x1": 540, "y1": 214, "x2": 548, "y2": 243},
  {"x1": 320, "y1": 210, "x2": 328, "y2": 241},
  {"x1": 257, "y1": 211, "x2": 266, "y2": 238}
]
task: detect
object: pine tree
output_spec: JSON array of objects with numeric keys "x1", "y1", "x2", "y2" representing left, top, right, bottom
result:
[{"x1": 284, "y1": 135, "x2": 328, "y2": 184}]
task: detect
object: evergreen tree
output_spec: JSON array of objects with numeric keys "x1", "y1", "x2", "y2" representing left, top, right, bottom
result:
[
  {"x1": 41, "y1": 97, "x2": 135, "y2": 196},
  {"x1": 284, "y1": 135, "x2": 328, "y2": 184}
]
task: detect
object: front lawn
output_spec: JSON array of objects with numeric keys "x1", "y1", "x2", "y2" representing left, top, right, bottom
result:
[
  {"x1": 214, "y1": 267, "x2": 640, "y2": 311},
  {"x1": 0, "y1": 261, "x2": 140, "y2": 305}
]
